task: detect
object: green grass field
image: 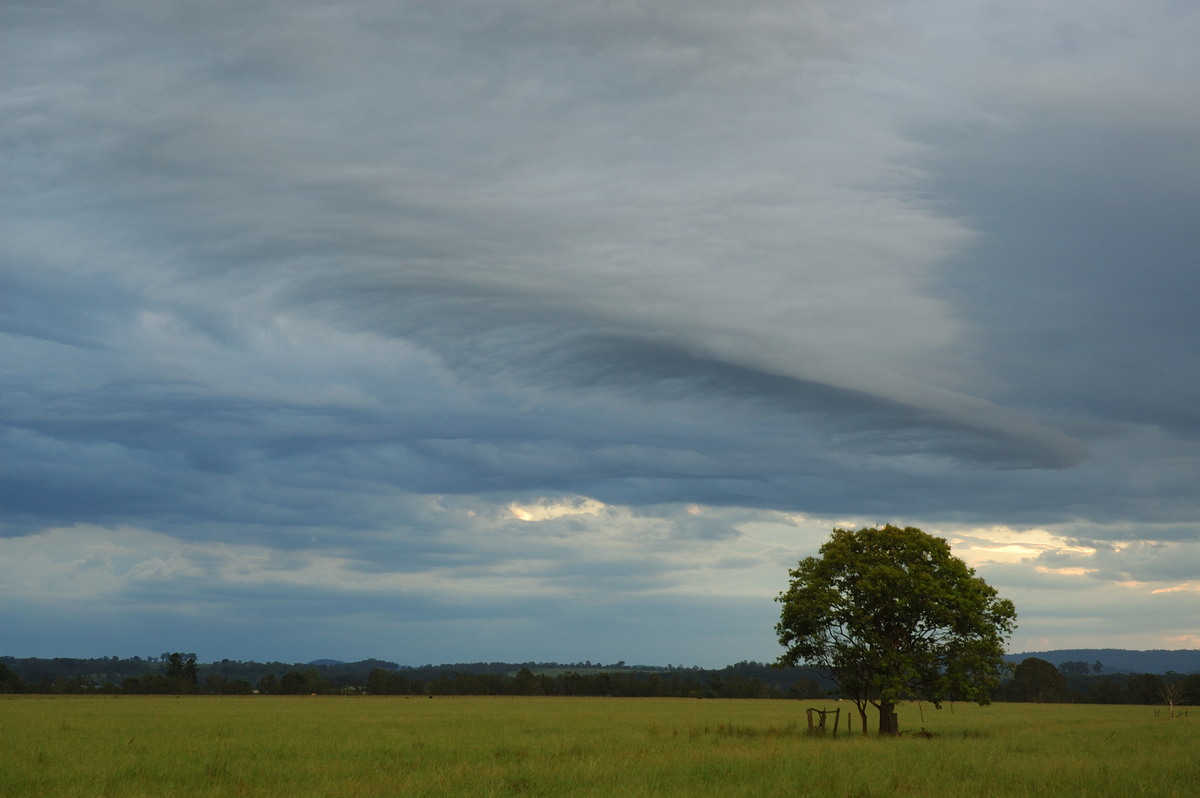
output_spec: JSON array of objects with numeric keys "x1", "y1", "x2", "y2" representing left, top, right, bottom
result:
[{"x1": 2, "y1": 695, "x2": 1196, "y2": 797}]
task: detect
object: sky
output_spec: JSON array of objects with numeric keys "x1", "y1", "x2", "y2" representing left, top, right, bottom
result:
[{"x1": 3, "y1": 0, "x2": 1199, "y2": 669}]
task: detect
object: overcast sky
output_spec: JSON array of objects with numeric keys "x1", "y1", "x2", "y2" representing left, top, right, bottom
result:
[{"x1": 4, "y1": 0, "x2": 1199, "y2": 668}]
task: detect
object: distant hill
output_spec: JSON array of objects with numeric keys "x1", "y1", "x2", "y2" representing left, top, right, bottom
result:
[
  {"x1": 1004, "y1": 649, "x2": 1200, "y2": 674},
  {"x1": 308, "y1": 659, "x2": 345, "y2": 666}
]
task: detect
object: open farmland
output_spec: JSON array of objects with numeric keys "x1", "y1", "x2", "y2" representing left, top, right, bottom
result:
[{"x1": 2, "y1": 696, "x2": 1196, "y2": 797}]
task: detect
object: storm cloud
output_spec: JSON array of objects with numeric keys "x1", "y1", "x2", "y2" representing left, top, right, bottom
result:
[{"x1": 4, "y1": 0, "x2": 1199, "y2": 665}]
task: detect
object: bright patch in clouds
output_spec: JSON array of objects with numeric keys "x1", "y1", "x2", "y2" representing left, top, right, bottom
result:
[
  {"x1": 1034, "y1": 566, "x2": 1096, "y2": 577},
  {"x1": 944, "y1": 526, "x2": 1097, "y2": 566},
  {"x1": 509, "y1": 497, "x2": 607, "y2": 522},
  {"x1": 1152, "y1": 582, "x2": 1200, "y2": 595}
]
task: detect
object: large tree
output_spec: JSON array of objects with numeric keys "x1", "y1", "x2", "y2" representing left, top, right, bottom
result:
[{"x1": 776, "y1": 525, "x2": 1017, "y2": 734}]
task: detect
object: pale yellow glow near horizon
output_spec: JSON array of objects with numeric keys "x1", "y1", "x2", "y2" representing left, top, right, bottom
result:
[
  {"x1": 975, "y1": 543, "x2": 1046, "y2": 557},
  {"x1": 941, "y1": 525, "x2": 1098, "y2": 567},
  {"x1": 1152, "y1": 581, "x2": 1200, "y2": 594},
  {"x1": 508, "y1": 497, "x2": 607, "y2": 522},
  {"x1": 1034, "y1": 565, "x2": 1096, "y2": 576}
]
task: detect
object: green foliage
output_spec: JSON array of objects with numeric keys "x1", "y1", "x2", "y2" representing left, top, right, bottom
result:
[
  {"x1": 1058, "y1": 660, "x2": 1091, "y2": 676},
  {"x1": 163, "y1": 652, "x2": 198, "y2": 683},
  {"x1": 0, "y1": 655, "x2": 831, "y2": 698},
  {"x1": 1125, "y1": 673, "x2": 1166, "y2": 705},
  {"x1": 776, "y1": 525, "x2": 1017, "y2": 732},
  {"x1": 1047, "y1": 671, "x2": 1198, "y2": 706},
  {"x1": 1091, "y1": 679, "x2": 1126, "y2": 704},
  {"x1": 1002, "y1": 658, "x2": 1069, "y2": 702},
  {"x1": 366, "y1": 668, "x2": 419, "y2": 695},
  {"x1": 0, "y1": 663, "x2": 26, "y2": 694},
  {"x1": 4, "y1": 652, "x2": 1194, "y2": 708},
  {"x1": 279, "y1": 670, "x2": 331, "y2": 695}
]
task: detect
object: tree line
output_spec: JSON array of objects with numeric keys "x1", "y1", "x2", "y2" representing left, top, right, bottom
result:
[
  {"x1": 0, "y1": 655, "x2": 828, "y2": 699},
  {"x1": 368, "y1": 664, "x2": 826, "y2": 699},
  {"x1": 0, "y1": 654, "x2": 402, "y2": 693},
  {"x1": 3, "y1": 652, "x2": 1195, "y2": 705},
  {"x1": 996, "y1": 657, "x2": 1199, "y2": 705}
]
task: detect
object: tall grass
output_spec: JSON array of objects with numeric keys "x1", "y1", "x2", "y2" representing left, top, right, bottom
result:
[{"x1": 1, "y1": 696, "x2": 1195, "y2": 796}]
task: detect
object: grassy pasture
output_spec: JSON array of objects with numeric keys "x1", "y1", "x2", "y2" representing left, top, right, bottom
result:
[{"x1": 2, "y1": 695, "x2": 1196, "y2": 797}]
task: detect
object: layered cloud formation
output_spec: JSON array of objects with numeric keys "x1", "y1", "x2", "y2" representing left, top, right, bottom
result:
[{"x1": 4, "y1": 0, "x2": 1199, "y2": 664}]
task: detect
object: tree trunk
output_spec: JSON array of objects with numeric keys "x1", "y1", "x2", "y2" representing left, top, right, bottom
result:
[
  {"x1": 855, "y1": 701, "x2": 869, "y2": 736},
  {"x1": 878, "y1": 701, "x2": 899, "y2": 735}
]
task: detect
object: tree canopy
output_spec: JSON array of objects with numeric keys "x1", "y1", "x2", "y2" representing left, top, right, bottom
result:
[
  {"x1": 775, "y1": 525, "x2": 1017, "y2": 734},
  {"x1": 1006, "y1": 657, "x2": 1069, "y2": 703}
]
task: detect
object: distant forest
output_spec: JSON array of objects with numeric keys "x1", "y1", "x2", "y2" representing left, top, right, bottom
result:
[
  {"x1": 2, "y1": 650, "x2": 1197, "y2": 704},
  {"x1": 1004, "y1": 648, "x2": 1200, "y2": 674},
  {"x1": 0, "y1": 655, "x2": 830, "y2": 699}
]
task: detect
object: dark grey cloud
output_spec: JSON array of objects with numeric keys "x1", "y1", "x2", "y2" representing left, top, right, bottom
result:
[
  {"x1": 0, "y1": 267, "x2": 137, "y2": 349},
  {"x1": 4, "y1": 0, "x2": 1200, "y2": 662},
  {"x1": 927, "y1": 115, "x2": 1200, "y2": 436}
]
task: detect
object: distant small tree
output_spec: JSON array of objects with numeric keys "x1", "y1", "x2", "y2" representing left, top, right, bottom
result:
[
  {"x1": 1160, "y1": 681, "x2": 1186, "y2": 718},
  {"x1": 0, "y1": 663, "x2": 24, "y2": 694},
  {"x1": 164, "y1": 653, "x2": 198, "y2": 682},
  {"x1": 1011, "y1": 658, "x2": 1069, "y2": 702},
  {"x1": 512, "y1": 668, "x2": 544, "y2": 696},
  {"x1": 279, "y1": 670, "x2": 330, "y2": 695},
  {"x1": 162, "y1": 652, "x2": 199, "y2": 692},
  {"x1": 221, "y1": 679, "x2": 254, "y2": 695},
  {"x1": 280, "y1": 671, "x2": 310, "y2": 694},
  {"x1": 1057, "y1": 661, "x2": 1090, "y2": 676}
]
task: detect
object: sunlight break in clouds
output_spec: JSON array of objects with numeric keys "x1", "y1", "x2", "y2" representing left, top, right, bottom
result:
[
  {"x1": 1034, "y1": 566, "x2": 1096, "y2": 577},
  {"x1": 1152, "y1": 582, "x2": 1200, "y2": 595},
  {"x1": 943, "y1": 526, "x2": 1097, "y2": 567},
  {"x1": 509, "y1": 497, "x2": 607, "y2": 522}
]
